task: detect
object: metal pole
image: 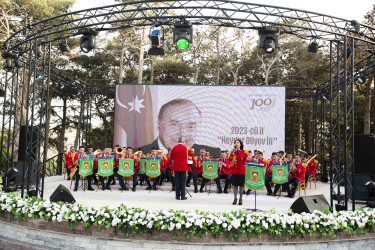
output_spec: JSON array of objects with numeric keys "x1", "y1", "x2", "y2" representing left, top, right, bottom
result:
[
  {"x1": 41, "y1": 42, "x2": 51, "y2": 199},
  {"x1": 350, "y1": 39, "x2": 355, "y2": 211},
  {"x1": 343, "y1": 36, "x2": 348, "y2": 210},
  {"x1": 329, "y1": 41, "x2": 334, "y2": 208}
]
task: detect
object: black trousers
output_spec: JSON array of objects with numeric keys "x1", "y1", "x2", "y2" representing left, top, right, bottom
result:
[
  {"x1": 75, "y1": 172, "x2": 92, "y2": 188},
  {"x1": 175, "y1": 171, "x2": 187, "y2": 199}
]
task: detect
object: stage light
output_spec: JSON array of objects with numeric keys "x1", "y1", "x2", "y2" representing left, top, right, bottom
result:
[
  {"x1": 79, "y1": 28, "x2": 99, "y2": 53},
  {"x1": 351, "y1": 20, "x2": 360, "y2": 34},
  {"x1": 308, "y1": 41, "x2": 319, "y2": 53},
  {"x1": 357, "y1": 75, "x2": 366, "y2": 84},
  {"x1": 59, "y1": 40, "x2": 68, "y2": 52},
  {"x1": 36, "y1": 74, "x2": 43, "y2": 80},
  {"x1": 258, "y1": 26, "x2": 279, "y2": 54},
  {"x1": 173, "y1": 20, "x2": 193, "y2": 50},
  {"x1": 58, "y1": 82, "x2": 65, "y2": 89},
  {"x1": 148, "y1": 29, "x2": 168, "y2": 56}
]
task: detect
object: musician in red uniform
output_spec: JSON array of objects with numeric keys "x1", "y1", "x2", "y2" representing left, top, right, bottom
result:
[
  {"x1": 98, "y1": 148, "x2": 116, "y2": 191},
  {"x1": 133, "y1": 148, "x2": 145, "y2": 191},
  {"x1": 277, "y1": 151, "x2": 286, "y2": 162},
  {"x1": 274, "y1": 154, "x2": 306, "y2": 198},
  {"x1": 229, "y1": 139, "x2": 249, "y2": 205},
  {"x1": 193, "y1": 149, "x2": 208, "y2": 193},
  {"x1": 74, "y1": 147, "x2": 95, "y2": 192},
  {"x1": 116, "y1": 147, "x2": 138, "y2": 191},
  {"x1": 286, "y1": 152, "x2": 294, "y2": 163},
  {"x1": 215, "y1": 151, "x2": 231, "y2": 193},
  {"x1": 305, "y1": 152, "x2": 318, "y2": 183},
  {"x1": 64, "y1": 146, "x2": 75, "y2": 180},
  {"x1": 186, "y1": 148, "x2": 195, "y2": 187},
  {"x1": 142, "y1": 148, "x2": 164, "y2": 191},
  {"x1": 265, "y1": 152, "x2": 278, "y2": 195},
  {"x1": 170, "y1": 136, "x2": 194, "y2": 200}
]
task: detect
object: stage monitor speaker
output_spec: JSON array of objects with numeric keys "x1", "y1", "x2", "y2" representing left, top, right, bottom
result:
[
  {"x1": 50, "y1": 184, "x2": 76, "y2": 204},
  {"x1": 354, "y1": 134, "x2": 375, "y2": 175},
  {"x1": 290, "y1": 195, "x2": 329, "y2": 213},
  {"x1": 18, "y1": 126, "x2": 41, "y2": 162}
]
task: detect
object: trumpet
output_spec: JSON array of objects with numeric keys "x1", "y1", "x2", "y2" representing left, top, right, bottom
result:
[
  {"x1": 115, "y1": 146, "x2": 124, "y2": 154},
  {"x1": 93, "y1": 149, "x2": 102, "y2": 157}
]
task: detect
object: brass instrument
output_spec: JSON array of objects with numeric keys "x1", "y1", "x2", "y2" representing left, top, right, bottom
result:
[
  {"x1": 93, "y1": 149, "x2": 102, "y2": 157},
  {"x1": 115, "y1": 146, "x2": 124, "y2": 155}
]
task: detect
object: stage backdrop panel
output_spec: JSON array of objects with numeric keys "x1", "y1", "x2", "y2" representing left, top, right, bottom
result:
[{"x1": 114, "y1": 84, "x2": 285, "y2": 158}]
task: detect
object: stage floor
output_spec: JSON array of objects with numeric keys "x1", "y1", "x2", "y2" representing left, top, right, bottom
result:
[{"x1": 36, "y1": 175, "x2": 335, "y2": 213}]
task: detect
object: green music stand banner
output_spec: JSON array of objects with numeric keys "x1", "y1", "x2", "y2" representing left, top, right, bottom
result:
[
  {"x1": 146, "y1": 157, "x2": 161, "y2": 178},
  {"x1": 272, "y1": 163, "x2": 289, "y2": 184},
  {"x1": 245, "y1": 163, "x2": 266, "y2": 191},
  {"x1": 98, "y1": 158, "x2": 114, "y2": 177},
  {"x1": 118, "y1": 158, "x2": 134, "y2": 177},
  {"x1": 202, "y1": 160, "x2": 218, "y2": 179},
  {"x1": 139, "y1": 158, "x2": 147, "y2": 174},
  {"x1": 78, "y1": 158, "x2": 93, "y2": 176}
]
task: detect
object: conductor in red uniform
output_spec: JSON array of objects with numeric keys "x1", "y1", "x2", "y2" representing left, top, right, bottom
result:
[{"x1": 170, "y1": 136, "x2": 194, "y2": 200}]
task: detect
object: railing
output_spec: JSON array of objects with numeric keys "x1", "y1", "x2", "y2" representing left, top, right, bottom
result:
[{"x1": 45, "y1": 153, "x2": 64, "y2": 177}]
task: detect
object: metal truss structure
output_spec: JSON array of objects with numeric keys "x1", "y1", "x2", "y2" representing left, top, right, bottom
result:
[{"x1": 1, "y1": 1, "x2": 374, "y2": 210}]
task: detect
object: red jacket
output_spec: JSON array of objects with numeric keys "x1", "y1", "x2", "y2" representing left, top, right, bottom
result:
[
  {"x1": 170, "y1": 144, "x2": 194, "y2": 172},
  {"x1": 229, "y1": 149, "x2": 248, "y2": 175},
  {"x1": 122, "y1": 154, "x2": 139, "y2": 170},
  {"x1": 266, "y1": 159, "x2": 279, "y2": 177},
  {"x1": 290, "y1": 161, "x2": 306, "y2": 183},
  {"x1": 218, "y1": 158, "x2": 231, "y2": 176},
  {"x1": 194, "y1": 156, "x2": 204, "y2": 174},
  {"x1": 306, "y1": 159, "x2": 318, "y2": 177},
  {"x1": 69, "y1": 153, "x2": 79, "y2": 171},
  {"x1": 64, "y1": 152, "x2": 73, "y2": 168}
]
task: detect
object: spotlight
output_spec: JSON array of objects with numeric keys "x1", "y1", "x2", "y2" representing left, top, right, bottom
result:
[
  {"x1": 58, "y1": 82, "x2": 65, "y2": 89},
  {"x1": 79, "y1": 28, "x2": 99, "y2": 53},
  {"x1": 357, "y1": 75, "x2": 366, "y2": 84},
  {"x1": 258, "y1": 26, "x2": 279, "y2": 54},
  {"x1": 173, "y1": 20, "x2": 193, "y2": 50},
  {"x1": 148, "y1": 29, "x2": 168, "y2": 56},
  {"x1": 308, "y1": 41, "x2": 319, "y2": 53},
  {"x1": 2, "y1": 52, "x2": 17, "y2": 72},
  {"x1": 59, "y1": 40, "x2": 68, "y2": 53},
  {"x1": 351, "y1": 20, "x2": 360, "y2": 34}
]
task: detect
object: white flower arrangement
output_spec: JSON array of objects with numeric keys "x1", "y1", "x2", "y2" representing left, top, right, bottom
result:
[{"x1": 1, "y1": 191, "x2": 375, "y2": 240}]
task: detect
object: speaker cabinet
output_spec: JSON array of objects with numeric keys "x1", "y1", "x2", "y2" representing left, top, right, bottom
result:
[
  {"x1": 13, "y1": 161, "x2": 41, "y2": 187},
  {"x1": 18, "y1": 126, "x2": 41, "y2": 162},
  {"x1": 348, "y1": 173, "x2": 374, "y2": 201},
  {"x1": 290, "y1": 195, "x2": 329, "y2": 213},
  {"x1": 50, "y1": 184, "x2": 76, "y2": 204},
  {"x1": 354, "y1": 134, "x2": 375, "y2": 175}
]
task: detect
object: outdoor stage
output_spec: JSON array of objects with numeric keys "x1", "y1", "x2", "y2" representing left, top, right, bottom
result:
[{"x1": 41, "y1": 176, "x2": 334, "y2": 213}]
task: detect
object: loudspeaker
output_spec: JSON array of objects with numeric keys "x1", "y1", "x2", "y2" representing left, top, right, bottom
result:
[
  {"x1": 348, "y1": 173, "x2": 374, "y2": 201},
  {"x1": 13, "y1": 161, "x2": 41, "y2": 187},
  {"x1": 354, "y1": 134, "x2": 375, "y2": 175},
  {"x1": 18, "y1": 126, "x2": 41, "y2": 162},
  {"x1": 50, "y1": 184, "x2": 76, "y2": 204},
  {"x1": 290, "y1": 195, "x2": 330, "y2": 213}
]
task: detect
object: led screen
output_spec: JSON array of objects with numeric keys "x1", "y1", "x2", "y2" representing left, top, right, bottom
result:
[{"x1": 114, "y1": 84, "x2": 285, "y2": 158}]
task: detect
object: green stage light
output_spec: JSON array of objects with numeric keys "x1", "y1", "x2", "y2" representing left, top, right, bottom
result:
[{"x1": 176, "y1": 38, "x2": 189, "y2": 49}]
